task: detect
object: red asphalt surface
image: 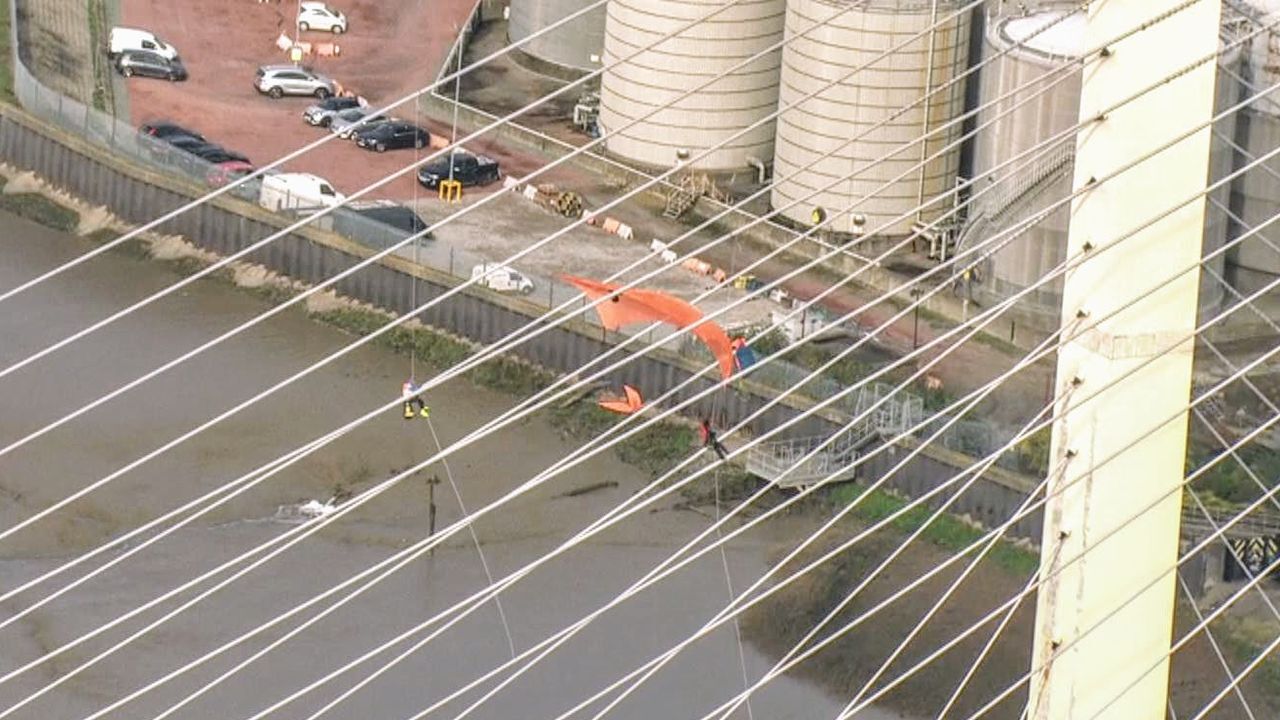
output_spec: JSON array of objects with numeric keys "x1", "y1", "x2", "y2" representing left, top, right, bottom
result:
[{"x1": 120, "y1": 0, "x2": 563, "y2": 201}]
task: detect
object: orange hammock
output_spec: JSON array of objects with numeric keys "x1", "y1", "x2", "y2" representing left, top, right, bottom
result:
[
  {"x1": 562, "y1": 275, "x2": 735, "y2": 379},
  {"x1": 598, "y1": 384, "x2": 644, "y2": 414}
]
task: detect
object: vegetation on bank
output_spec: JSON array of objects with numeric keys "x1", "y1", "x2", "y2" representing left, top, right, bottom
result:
[
  {"x1": 0, "y1": 180, "x2": 80, "y2": 231},
  {"x1": 822, "y1": 481, "x2": 1039, "y2": 576}
]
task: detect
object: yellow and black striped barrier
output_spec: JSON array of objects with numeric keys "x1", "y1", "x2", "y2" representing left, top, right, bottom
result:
[{"x1": 439, "y1": 179, "x2": 462, "y2": 203}]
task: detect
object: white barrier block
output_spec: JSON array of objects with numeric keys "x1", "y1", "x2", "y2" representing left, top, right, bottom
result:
[
  {"x1": 522, "y1": 185, "x2": 539, "y2": 201},
  {"x1": 649, "y1": 238, "x2": 666, "y2": 253},
  {"x1": 503, "y1": 176, "x2": 521, "y2": 191},
  {"x1": 660, "y1": 249, "x2": 678, "y2": 264}
]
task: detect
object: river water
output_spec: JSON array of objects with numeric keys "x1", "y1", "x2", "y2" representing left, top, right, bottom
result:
[{"x1": 0, "y1": 212, "x2": 909, "y2": 720}]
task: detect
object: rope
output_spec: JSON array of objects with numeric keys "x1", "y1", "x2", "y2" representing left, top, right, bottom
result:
[
  {"x1": 425, "y1": 417, "x2": 517, "y2": 659},
  {"x1": 714, "y1": 470, "x2": 755, "y2": 720}
]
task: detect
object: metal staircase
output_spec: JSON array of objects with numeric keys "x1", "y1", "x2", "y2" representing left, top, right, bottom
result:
[
  {"x1": 745, "y1": 382, "x2": 925, "y2": 489},
  {"x1": 663, "y1": 186, "x2": 697, "y2": 219},
  {"x1": 949, "y1": 143, "x2": 1077, "y2": 278}
]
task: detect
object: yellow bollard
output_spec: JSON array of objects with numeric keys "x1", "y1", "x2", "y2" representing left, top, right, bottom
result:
[{"x1": 439, "y1": 179, "x2": 462, "y2": 203}]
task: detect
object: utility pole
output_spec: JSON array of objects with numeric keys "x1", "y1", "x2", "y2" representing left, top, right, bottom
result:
[{"x1": 1029, "y1": 1, "x2": 1220, "y2": 719}]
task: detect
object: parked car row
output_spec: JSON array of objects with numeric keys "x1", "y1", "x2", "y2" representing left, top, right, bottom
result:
[
  {"x1": 109, "y1": 3, "x2": 348, "y2": 87},
  {"x1": 298, "y1": 98, "x2": 438, "y2": 155},
  {"x1": 139, "y1": 121, "x2": 255, "y2": 186}
]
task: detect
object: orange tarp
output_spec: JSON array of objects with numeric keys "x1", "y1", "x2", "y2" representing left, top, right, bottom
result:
[
  {"x1": 598, "y1": 384, "x2": 644, "y2": 414},
  {"x1": 563, "y1": 275, "x2": 735, "y2": 379}
]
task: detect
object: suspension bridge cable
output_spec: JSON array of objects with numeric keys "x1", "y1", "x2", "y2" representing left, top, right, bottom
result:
[
  {"x1": 37, "y1": 65, "x2": 1280, "y2": 712},
  {"x1": 5, "y1": 5, "x2": 1264, "y2": 712}
]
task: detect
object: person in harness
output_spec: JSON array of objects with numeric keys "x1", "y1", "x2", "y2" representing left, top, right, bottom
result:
[
  {"x1": 402, "y1": 379, "x2": 430, "y2": 420},
  {"x1": 698, "y1": 417, "x2": 728, "y2": 461}
]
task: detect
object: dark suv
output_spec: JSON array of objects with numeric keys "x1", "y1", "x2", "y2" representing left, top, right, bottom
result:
[
  {"x1": 117, "y1": 50, "x2": 187, "y2": 81},
  {"x1": 416, "y1": 152, "x2": 500, "y2": 189}
]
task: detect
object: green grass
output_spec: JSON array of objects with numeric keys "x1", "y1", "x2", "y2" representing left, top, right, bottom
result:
[
  {"x1": 824, "y1": 481, "x2": 1040, "y2": 576},
  {"x1": 0, "y1": 191, "x2": 79, "y2": 232},
  {"x1": 0, "y1": 0, "x2": 12, "y2": 104},
  {"x1": 1219, "y1": 615, "x2": 1280, "y2": 701}
]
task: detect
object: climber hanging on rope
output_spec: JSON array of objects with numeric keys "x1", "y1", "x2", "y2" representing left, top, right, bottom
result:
[
  {"x1": 698, "y1": 417, "x2": 728, "y2": 461},
  {"x1": 402, "y1": 378, "x2": 430, "y2": 420}
]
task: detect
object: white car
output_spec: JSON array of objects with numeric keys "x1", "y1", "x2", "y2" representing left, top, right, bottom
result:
[
  {"x1": 297, "y1": 2, "x2": 347, "y2": 34},
  {"x1": 471, "y1": 263, "x2": 534, "y2": 295},
  {"x1": 108, "y1": 27, "x2": 178, "y2": 60}
]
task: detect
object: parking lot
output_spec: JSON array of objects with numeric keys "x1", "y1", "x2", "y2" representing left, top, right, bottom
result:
[
  {"x1": 118, "y1": 0, "x2": 579, "y2": 202},
  {"x1": 113, "y1": 0, "x2": 776, "y2": 332}
]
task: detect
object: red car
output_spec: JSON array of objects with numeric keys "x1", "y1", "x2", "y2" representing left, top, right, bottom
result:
[{"x1": 194, "y1": 149, "x2": 255, "y2": 187}]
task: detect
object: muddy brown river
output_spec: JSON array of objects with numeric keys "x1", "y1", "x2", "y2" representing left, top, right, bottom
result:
[{"x1": 0, "y1": 212, "x2": 909, "y2": 720}]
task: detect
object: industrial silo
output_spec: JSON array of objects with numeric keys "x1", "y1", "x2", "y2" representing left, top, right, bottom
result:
[
  {"x1": 597, "y1": 0, "x2": 786, "y2": 171},
  {"x1": 968, "y1": 7, "x2": 1233, "y2": 321},
  {"x1": 508, "y1": 0, "x2": 606, "y2": 76},
  {"x1": 1228, "y1": 1, "x2": 1280, "y2": 295},
  {"x1": 769, "y1": 0, "x2": 972, "y2": 237}
]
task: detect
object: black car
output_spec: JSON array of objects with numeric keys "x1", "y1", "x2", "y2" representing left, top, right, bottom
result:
[
  {"x1": 149, "y1": 134, "x2": 218, "y2": 163},
  {"x1": 353, "y1": 121, "x2": 429, "y2": 152},
  {"x1": 337, "y1": 200, "x2": 432, "y2": 243},
  {"x1": 188, "y1": 145, "x2": 251, "y2": 165},
  {"x1": 416, "y1": 152, "x2": 500, "y2": 189},
  {"x1": 139, "y1": 121, "x2": 204, "y2": 142},
  {"x1": 116, "y1": 50, "x2": 187, "y2": 81}
]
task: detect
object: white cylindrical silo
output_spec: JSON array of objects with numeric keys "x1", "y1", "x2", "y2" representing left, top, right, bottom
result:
[
  {"x1": 1230, "y1": 3, "x2": 1280, "y2": 294},
  {"x1": 597, "y1": 0, "x2": 786, "y2": 171},
  {"x1": 770, "y1": 0, "x2": 972, "y2": 237},
  {"x1": 508, "y1": 0, "x2": 606, "y2": 75},
  {"x1": 971, "y1": 8, "x2": 1233, "y2": 319}
]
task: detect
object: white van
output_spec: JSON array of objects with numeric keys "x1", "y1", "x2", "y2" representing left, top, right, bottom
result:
[
  {"x1": 471, "y1": 263, "x2": 534, "y2": 295},
  {"x1": 108, "y1": 27, "x2": 178, "y2": 60},
  {"x1": 258, "y1": 172, "x2": 345, "y2": 212}
]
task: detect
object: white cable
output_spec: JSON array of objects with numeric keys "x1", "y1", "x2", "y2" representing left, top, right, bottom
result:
[
  {"x1": 424, "y1": 415, "x2": 516, "y2": 659},
  {"x1": 10, "y1": 7, "x2": 1254, "y2": 712},
  {"x1": 427, "y1": 141, "x2": 1280, "y2": 720},
  {"x1": 0, "y1": 0, "x2": 989, "y2": 553},
  {"x1": 0, "y1": 0, "x2": 615, "y2": 307},
  {"x1": 253, "y1": 210, "x2": 1280, "y2": 720},
  {"x1": 285, "y1": 142, "x2": 1280, "y2": 717},
  {"x1": 0, "y1": 0, "x2": 1070, "y2": 635},
  {"x1": 867, "y1": 351, "x2": 1280, "y2": 720},
  {"x1": 720, "y1": 353, "x2": 1280, "y2": 720},
  {"x1": 49, "y1": 46, "x2": 1280, "y2": 717}
]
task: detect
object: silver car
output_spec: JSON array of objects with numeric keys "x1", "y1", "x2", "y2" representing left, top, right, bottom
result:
[
  {"x1": 255, "y1": 65, "x2": 335, "y2": 99},
  {"x1": 302, "y1": 96, "x2": 361, "y2": 126},
  {"x1": 329, "y1": 107, "x2": 389, "y2": 139}
]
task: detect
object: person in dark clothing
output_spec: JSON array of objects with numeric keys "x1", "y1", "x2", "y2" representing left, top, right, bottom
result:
[{"x1": 698, "y1": 417, "x2": 728, "y2": 460}]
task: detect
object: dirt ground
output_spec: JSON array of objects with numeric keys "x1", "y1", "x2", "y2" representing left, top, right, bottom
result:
[{"x1": 117, "y1": 0, "x2": 582, "y2": 202}]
